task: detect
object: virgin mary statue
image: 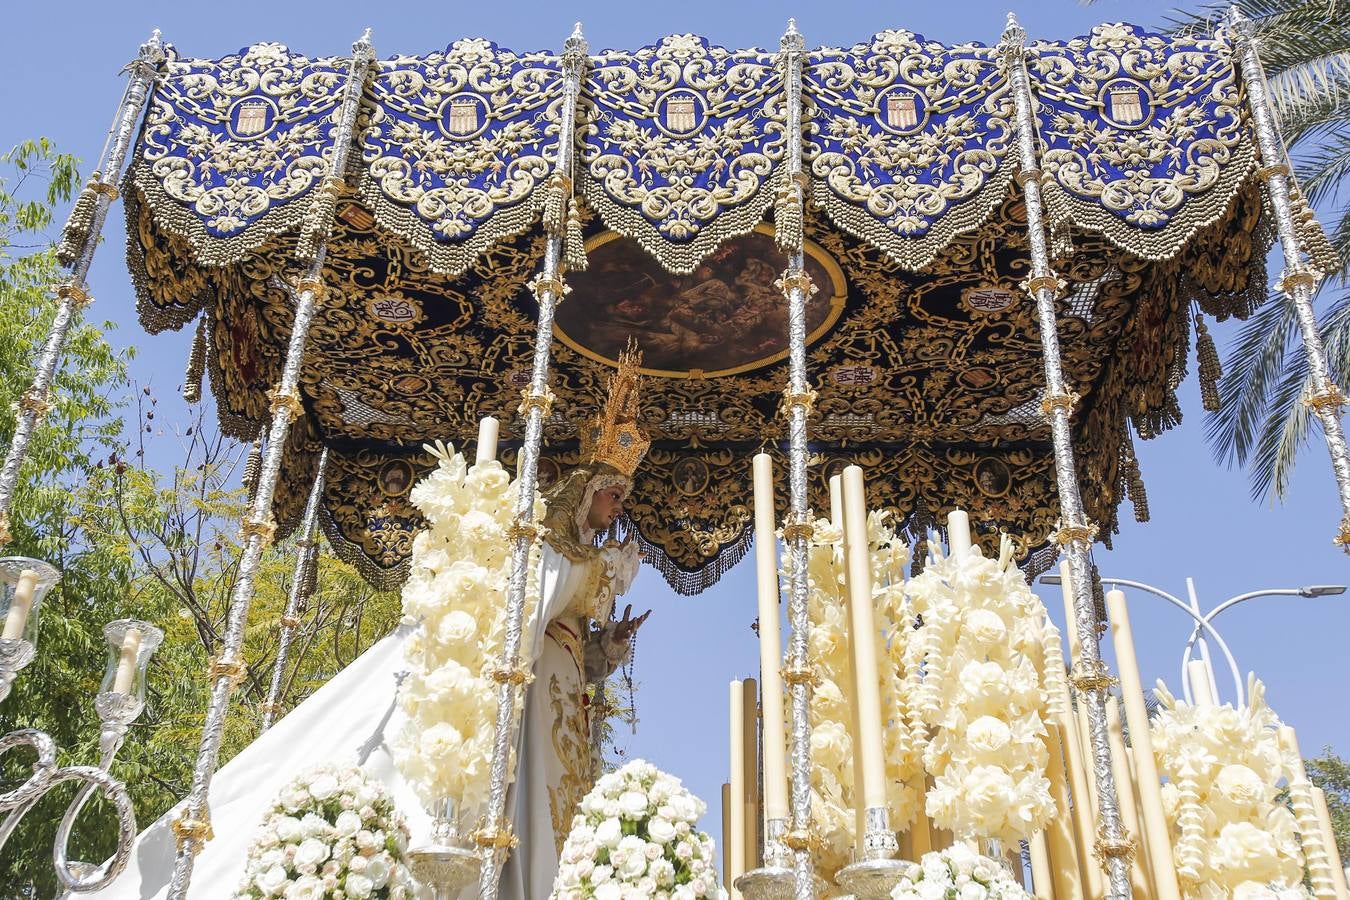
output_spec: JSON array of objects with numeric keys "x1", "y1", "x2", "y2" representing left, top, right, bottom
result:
[{"x1": 101, "y1": 349, "x2": 653, "y2": 900}]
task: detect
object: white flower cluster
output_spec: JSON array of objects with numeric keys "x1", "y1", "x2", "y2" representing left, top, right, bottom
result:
[
  {"x1": 550, "y1": 759, "x2": 725, "y2": 900},
  {"x1": 790, "y1": 511, "x2": 921, "y2": 885},
  {"x1": 235, "y1": 764, "x2": 411, "y2": 900},
  {"x1": 1150, "y1": 676, "x2": 1307, "y2": 898},
  {"x1": 889, "y1": 844, "x2": 1031, "y2": 900},
  {"x1": 907, "y1": 544, "x2": 1054, "y2": 842},
  {"x1": 392, "y1": 443, "x2": 542, "y2": 814}
]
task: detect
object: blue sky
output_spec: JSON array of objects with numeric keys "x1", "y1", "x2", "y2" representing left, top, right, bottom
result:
[{"x1": 5, "y1": 0, "x2": 1348, "y2": 839}]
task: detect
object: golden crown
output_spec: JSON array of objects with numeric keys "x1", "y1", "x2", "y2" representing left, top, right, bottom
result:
[{"x1": 579, "y1": 341, "x2": 650, "y2": 478}]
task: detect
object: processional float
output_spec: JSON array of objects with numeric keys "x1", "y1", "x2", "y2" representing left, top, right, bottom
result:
[{"x1": 2, "y1": 7, "x2": 1348, "y2": 900}]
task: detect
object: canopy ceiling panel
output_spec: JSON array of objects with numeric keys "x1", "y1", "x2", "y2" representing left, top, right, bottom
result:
[{"x1": 124, "y1": 23, "x2": 1272, "y2": 593}]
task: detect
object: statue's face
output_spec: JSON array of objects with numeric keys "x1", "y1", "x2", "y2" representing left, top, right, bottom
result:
[{"x1": 585, "y1": 483, "x2": 626, "y2": 532}]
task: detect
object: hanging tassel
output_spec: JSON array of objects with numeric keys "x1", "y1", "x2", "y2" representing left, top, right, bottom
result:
[
  {"x1": 301, "y1": 543, "x2": 319, "y2": 598},
  {"x1": 1049, "y1": 219, "x2": 1074, "y2": 260},
  {"x1": 1288, "y1": 182, "x2": 1340, "y2": 275},
  {"x1": 56, "y1": 178, "x2": 102, "y2": 268},
  {"x1": 1195, "y1": 312, "x2": 1222, "y2": 412},
  {"x1": 242, "y1": 439, "x2": 263, "y2": 504},
  {"x1": 564, "y1": 196, "x2": 588, "y2": 272},
  {"x1": 543, "y1": 173, "x2": 569, "y2": 237},
  {"x1": 183, "y1": 315, "x2": 207, "y2": 404},
  {"x1": 773, "y1": 175, "x2": 804, "y2": 253},
  {"x1": 1121, "y1": 433, "x2": 1149, "y2": 523},
  {"x1": 1090, "y1": 562, "x2": 1107, "y2": 634}
]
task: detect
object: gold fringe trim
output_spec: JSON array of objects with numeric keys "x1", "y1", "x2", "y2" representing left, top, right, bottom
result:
[
  {"x1": 563, "y1": 197, "x2": 588, "y2": 272},
  {"x1": 57, "y1": 179, "x2": 101, "y2": 268}
]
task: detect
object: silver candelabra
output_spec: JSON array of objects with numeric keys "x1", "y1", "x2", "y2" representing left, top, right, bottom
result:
[{"x1": 0, "y1": 556, "x2": 163, "y2": 894}]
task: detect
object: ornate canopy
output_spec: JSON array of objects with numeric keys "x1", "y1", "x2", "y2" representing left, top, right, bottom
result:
[{"x1": 125, "y1": 23, "x2": 1309, "y2": 592}]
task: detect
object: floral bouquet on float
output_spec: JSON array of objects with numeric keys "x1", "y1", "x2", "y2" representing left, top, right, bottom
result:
[
  {"x1": 550, "y1": 759, "x2": 726, "y2": 900},
  {"x1": 234, "y1": 763, "x2": 412, "y2": 900},
  {"x1": 888, "y1": 844, "x2": 1030, "y2": 900}
]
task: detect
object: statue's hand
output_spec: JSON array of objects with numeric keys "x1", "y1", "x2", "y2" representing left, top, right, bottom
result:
[{"x1": 611, "y1": 603, "x2": 651, "y2": 643}]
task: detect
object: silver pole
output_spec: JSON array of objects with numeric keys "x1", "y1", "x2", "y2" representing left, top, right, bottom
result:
[
  {"x1": 775, "y1": 19, "x2": 819, "y2": 900},
  {"x1": 475, "y1": 23, "x2": 587, "y2": 899},
  {"x1": 260, "y1": 449, "x2": 328, "y2": 731},
  {"x1": 1228, "y1": 7, "x2": 1350, "y2": 550},
  {"x1": 1000, "y1": 15, "x2": 1133, "y2": 899},
  {"x1": 166, "y1": 30, "x2": 375, "y2": 897},
  {"x1": 0, "y1": 30, "x2": 165, "y2": 545}
]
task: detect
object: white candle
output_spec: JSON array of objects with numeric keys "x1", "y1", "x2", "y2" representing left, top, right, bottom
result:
[
  {"x1": 829, "y1": 473, "x2": 843, "y2": 529},
  {"x1": 841, "y1": 465, "x2": 887, "y2": 809},
  {"x1": 1106, "y1": 589, "x2": 1182, "y2": 900},
  {"x1": 112, "y1": 627, "x2": 143, "y2": 694},
  {"x1": 728, "y1": 680, "x2": 746, "y2": 897},
  {"x1": 2, "y1": 569, "x2": 38, "y2": 641},
  {"x1": 1186, "y1": 660, "x2": 1217, "y2": 706},
  {"x1": 946, "y1": 509, "x2": 971, "y2": 560},
  {"x1": 475, "y1": 416, "x2": 500, "y2": 465},
  {"x1": 751, "y1": 454, "x2": 789, "y2": 821}
]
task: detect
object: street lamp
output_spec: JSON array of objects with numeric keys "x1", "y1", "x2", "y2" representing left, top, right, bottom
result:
[{"x1": 1037, "y1": 573, "x2": 1345, "y2": 707}]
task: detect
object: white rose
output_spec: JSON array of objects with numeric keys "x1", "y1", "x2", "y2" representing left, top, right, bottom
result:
[
  {"x1": 307, "y1": 772, "x2": 339, "y2": 800},
  {"x1": 617, "y1": 836, "x2": 649, "y2": 878},
  {"x1": 595, "y1": 883, "x2": 622, "y2": 900},
  {"x1": 650, "y1": 858, "x2": 676, "y2": 886},
  {"x1": 958, "y1": 883, "x2": 986, "y2": 900},
  {"x1": 365, "y1": 855, "x2": 391, "y2": 888},
  {"x1": 1215, "y1": 764, "x2": 1266, "y2": 808},
  {"x1": 335, "y1": 810, "x2": 362, "y2": 837},
  {"x1": 294, "y1": 837, "x2": 331, "y2": 870},
  {"x1": 255, "y1": 864, "x2": 289, "y2": 895},
  {"x1": 300, "y1": 813, "x2": 328, "y2": 838},
  {"x1": 917, "y1": 879, "x2": 949, "y2": 900},
  {"x1": 592, "y1": 863, "x2": 614, "y2": 883},
  {"x1": 648, "y1": 816, "x2": 676, "y2": 844},
  {"x1": 285, "y1": 875, "x2": 327, "y2": 900},
  {"x1": 619, "y1": 790, "x2": 649, "y2": 819},
  {"x1": 345, "y1": 872, "x2": 374, "y2": 899},
  {"x1": 274, "y1": 816, "x2": 303, "y2": 842},
  {"x1": 596, "y1": 819, "x2": 622, "y2": 848}
]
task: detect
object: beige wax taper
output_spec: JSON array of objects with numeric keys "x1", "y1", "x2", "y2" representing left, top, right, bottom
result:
[
  {"x1": 1030, "y1": 830, "x2": 1054, "y2": 900},
  {"x1": 474, "y1": 416, "x2": 499, "y2": 464},
  {"x1": 840, "y1": 465, "x2": 886, "y2": 810},
  {"x1": 1106, "y1": 589, "x2": 1181, "y2": 900},
  {"x1": 2, "y1": 569, "x2": 38, "y2": 641},
  {"x1": 729, "y1": 680, "x2": 746, "y2": 898},
  {"x1": 1107, "y1": 697, "x2": 1153, "y2": 899},
  {"x1": 112, "y1": 627, "x2": 143, "y2": 694},
  {"x1": 750, "y1": 454, "x2": 789, "y2": 823},
  {"x1": 1042, "y1": 722, "x2": 1085, "y2": 900},
  {"x1": 741, "y1": 677, "x2": 759, "y2": 865}
]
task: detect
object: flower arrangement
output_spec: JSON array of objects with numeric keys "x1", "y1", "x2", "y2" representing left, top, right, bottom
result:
[
  {"x1": 907, "y1": 540, "x2": 1055, "y2": 842},
  {"x1": 888, "y1": 844, "x2": 1031, "y2": 900},
  {"x1": 1150, "y1": 676, "x2": 1308, "y2": 898},
  {"x1": 234, "y1": 764, "x2": 412, "y2": 900},
  {"x1": 791, "y1": 511, "x2": 921, "y2": 886},
  {"x1": 392, "y1": 441, "x2": 542, "y2": 817},
  {"x1": 550, "y1": 759, "x2": 725, "y2": 900}
]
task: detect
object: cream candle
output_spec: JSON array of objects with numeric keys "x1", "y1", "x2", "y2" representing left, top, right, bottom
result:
[
  {"x1": 751, "y1": 454, "x2": 789, "y2": 823},
  {"x1": 2, "y1": 569, "x2": 38, "y2": 641},
  {"x1": 112, "y1": 627, "x2": 143, "y2": 694},
  {"x1": 475, "y1": 416, "x2": 500, "y2": 465},
  {"x1": 841, "y1": 465, "x2": 886, "y2": 809}
]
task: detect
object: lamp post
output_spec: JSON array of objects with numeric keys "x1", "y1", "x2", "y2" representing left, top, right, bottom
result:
[{"x1": 1038, "y1": 574, "x2": 1345, "y2": 707}]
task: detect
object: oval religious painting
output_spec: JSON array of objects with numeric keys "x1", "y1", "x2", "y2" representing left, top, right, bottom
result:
[{"x1": 558, "y1": 224, "x2": 847, "y2": 378}]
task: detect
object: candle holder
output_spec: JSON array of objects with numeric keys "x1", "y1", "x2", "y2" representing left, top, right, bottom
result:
[
  {"x1": 0, "y1": 615, "x2": 162, "y2": 893},
  {"x1": 408, "y1": 797, "x2": 479, "y2": 900},
  {"x1": 734, "y1": 817, "x2": 796, "y2": 899},
  {"x1": 835, "y1": 806, "x2": 910, "y2": 899},
  {"x1": 0, "y1": 557, "x2": 60, "y2": 702}
]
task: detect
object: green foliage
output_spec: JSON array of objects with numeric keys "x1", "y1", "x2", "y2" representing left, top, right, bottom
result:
[
  {"x1": 1307, "y1": 747, "x2": 1350, "y2": 863},
  {"x1": 1168, "y1": 1, "x2": 1350, "y2": 500},
  {"x1": 0, "y1": 140, "x2": 400, "y2": 895}
]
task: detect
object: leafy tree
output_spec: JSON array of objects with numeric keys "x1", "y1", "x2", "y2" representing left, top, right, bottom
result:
[
  {"x1": 1166, "y1": 1, "x2": 1350, "y2": 500},
  {"x1": 0, "y1": 140, "x2": 399, "y2": 895},
  {"x1": 1306, "y1": 748, "x2": 1350, "y2": 864}
]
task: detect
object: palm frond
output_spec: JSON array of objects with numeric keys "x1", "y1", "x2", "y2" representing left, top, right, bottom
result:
[
  {"x1": 1247, "y1": 352, "x2": 1314, "y2": 501},
  {"x1": 1268, "y1": 53, "x2": 1350, "y2": 144},
  {"x1": 1206, "y1": 295, "x2": 1299, "y2": 468}
]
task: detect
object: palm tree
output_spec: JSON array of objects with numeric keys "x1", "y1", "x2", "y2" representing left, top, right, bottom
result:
[{"x1": 1174, "y1": 0, "x2": 1350, "y2": 501}]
